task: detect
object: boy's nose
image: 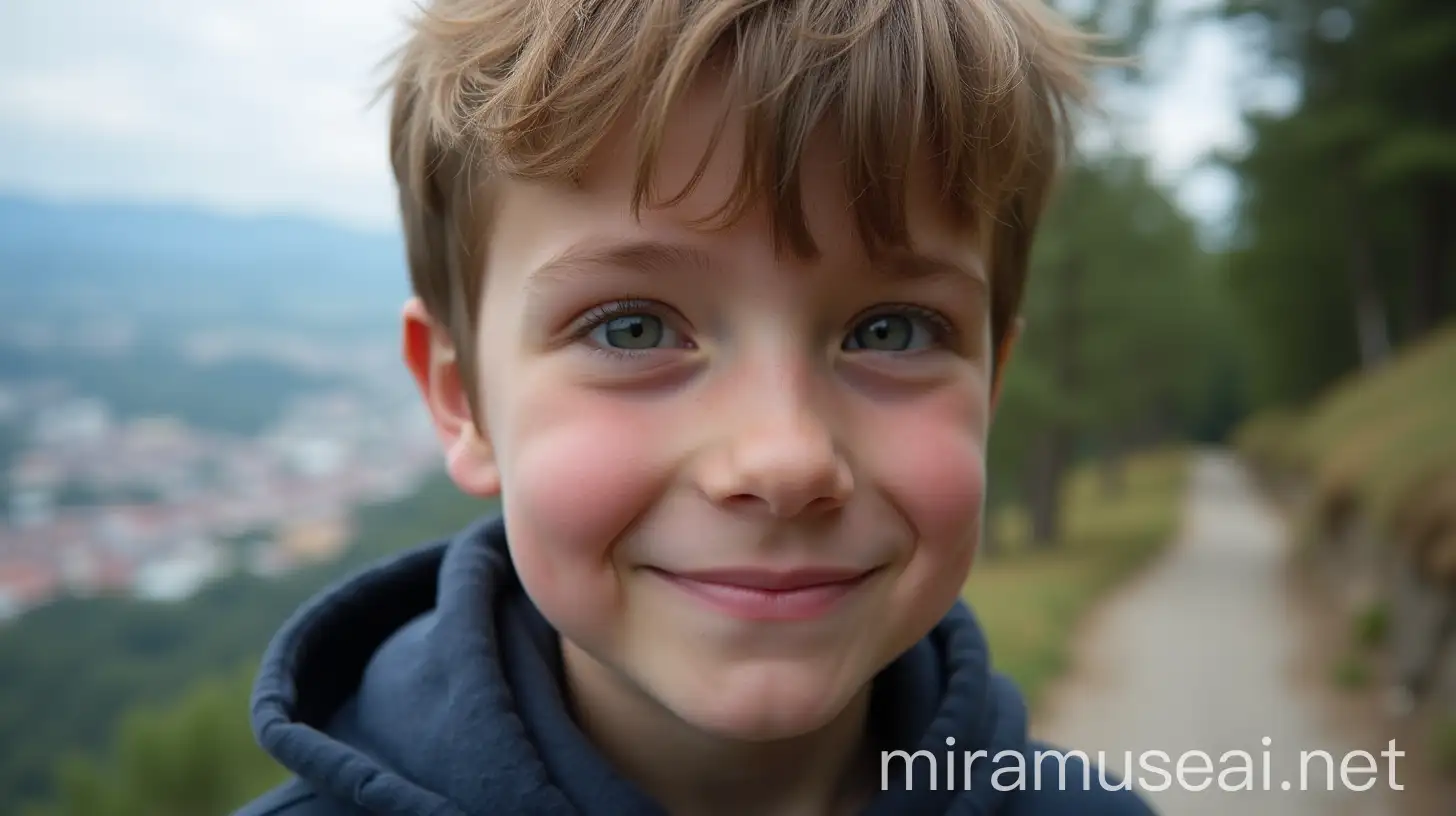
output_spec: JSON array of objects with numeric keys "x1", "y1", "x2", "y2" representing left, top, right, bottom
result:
[{"x1": 698, "y1": 397, "x2": 854, "y2": 519}]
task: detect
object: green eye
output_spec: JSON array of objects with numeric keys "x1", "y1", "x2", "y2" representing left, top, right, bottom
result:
[
  {"x1": 845, "y1": 313, "x2": 936, "y2": 352},
  {"x1": 594, "y1": 314, "x2": 665, "y2": 349},
  {"x1": 850, "y1": 315, "x2": 912, "y2": 351}
]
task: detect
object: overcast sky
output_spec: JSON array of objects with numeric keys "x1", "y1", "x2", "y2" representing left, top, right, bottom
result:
[{"x1": 0, "y1": 0, "x2": 1290, "y2": 237}]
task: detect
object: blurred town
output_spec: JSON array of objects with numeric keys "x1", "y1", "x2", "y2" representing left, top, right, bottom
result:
[{"x1": 0, "y1": 320, "x2": 441, "y2": 620}]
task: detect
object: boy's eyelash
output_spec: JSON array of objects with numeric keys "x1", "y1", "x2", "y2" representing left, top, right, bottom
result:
[
  {"x1": 570, "y1": 299, "x2": 677, "y2": 360},
  {"x1": 571, "y1": 298, "x2": 662, "y2": 336}
]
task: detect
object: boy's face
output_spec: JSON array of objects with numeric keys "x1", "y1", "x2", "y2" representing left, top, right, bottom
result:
[{"x1": 407, "y1": 73, "x2": 1003, "y2": 743}]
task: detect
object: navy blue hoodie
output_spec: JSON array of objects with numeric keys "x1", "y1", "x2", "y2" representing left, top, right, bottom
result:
[{"x1": 234, "y1": 515, "x2": 1156, "y2": 815}]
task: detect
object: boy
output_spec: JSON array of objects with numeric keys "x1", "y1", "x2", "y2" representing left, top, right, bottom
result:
[{"x1": 237, "y1": 0, "x2": 1155, "y2": 813}]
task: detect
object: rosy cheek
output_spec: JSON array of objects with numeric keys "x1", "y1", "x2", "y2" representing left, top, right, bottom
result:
[
  {"x1": 867, "y1": 398, "x2": 987, "y2": 553},
  {"x1": 891, "y1": 431, "x2": 984, "y2": 539},
  {"x1": 499, "y1": 392, "x2": 669, "y2": 602}
]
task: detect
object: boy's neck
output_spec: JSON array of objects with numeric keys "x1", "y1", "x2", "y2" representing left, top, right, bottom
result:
[{"x1": 561, "y1": 639, "x2": 876, "y2": 816}]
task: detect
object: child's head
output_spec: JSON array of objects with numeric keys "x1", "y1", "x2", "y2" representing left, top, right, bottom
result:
[{"x1": 394, "y1": 0, "x2": 1092, "y2": 745}]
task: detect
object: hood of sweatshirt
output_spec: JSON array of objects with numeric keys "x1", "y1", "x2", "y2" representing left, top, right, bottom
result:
[{"x1": 246, "y1": 515, "x2": 1151, "y2": 816}]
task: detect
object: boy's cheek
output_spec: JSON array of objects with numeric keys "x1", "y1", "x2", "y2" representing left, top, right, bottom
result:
[
  {"x1": 872, "y1": 422, "x2": 987, "y2": 624},
  {"x1": 500, "y1": 400, "x2": 671, "y2": 570},
  {"x1": 499, "y1": 423, "x2": 650, "y2": 628},
  {"x1": 866, "y1": 404, "x2": 988, "y2": 550}
]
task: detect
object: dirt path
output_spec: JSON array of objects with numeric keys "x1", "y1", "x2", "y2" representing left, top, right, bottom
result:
[{"x1": 1030, "y1": 450, "x2": 1437, "y2": 815}]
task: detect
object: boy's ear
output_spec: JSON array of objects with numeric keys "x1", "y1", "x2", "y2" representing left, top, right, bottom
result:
[
  {"x1": 401, "y1": 298, "x2": 501, "y2": 499},
  {"x1": 990, "y1": 316, "x2": 1022, "y2": 411}
]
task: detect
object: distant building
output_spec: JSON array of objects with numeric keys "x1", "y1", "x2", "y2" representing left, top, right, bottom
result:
[
  {"x1": 132, "y1": 541, "x2": 226, "y2": 603},
  {"x1": 288, "y1": 437, "x2": 346, "y2": 479},
  {"x1": 59, "y1": 547, "x2": 134, "y2": 598},
  {"x1": 276, "y1": 516, "x2": 351, "y2": 566},
  {"x1": 0, "y1": 562, "x2": 62, "y2": 619}
]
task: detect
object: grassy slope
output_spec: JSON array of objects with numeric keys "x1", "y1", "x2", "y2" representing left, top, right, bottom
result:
[{"x1": 1237, "y1": 320, "x2": 1456, "y2": 536}]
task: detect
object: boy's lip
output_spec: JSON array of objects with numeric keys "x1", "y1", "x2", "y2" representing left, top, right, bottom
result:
[
  {"x1": 647, "y1": 565, "x2": 881, "y2": 621},
  {"x1": 649, "y1": 565, "x2": 880, "y2": 591}
]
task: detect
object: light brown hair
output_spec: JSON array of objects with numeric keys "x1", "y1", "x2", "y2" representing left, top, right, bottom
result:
[{"x1": 386, "y1": 0, "x2": 1099, "y2": 408}]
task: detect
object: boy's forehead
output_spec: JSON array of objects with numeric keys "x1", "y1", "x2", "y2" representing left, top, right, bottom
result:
[
  {"x1": 488, "y1": 180, "x2": 974, "y2": 315},
  {"x1": 496, "y1": 160, "x2": 988, "y2": 297},
  {"x1": 472, "y1": 65, "x2": 995, "y2": 312},
  {"x1": 574, "y1": 153, "x2": 971, "y2": 236}
]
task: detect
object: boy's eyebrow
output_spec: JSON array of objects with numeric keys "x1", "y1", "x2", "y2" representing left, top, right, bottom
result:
[
  {"x1": 524, "y1": 237, "x2": 986, "y2": 293},
  {"x1": 525, "y1": 239, "x2": 718, "y2": 293},
  {"x1": 869, "y1": 247, "x2": 988, "y2": 293}
]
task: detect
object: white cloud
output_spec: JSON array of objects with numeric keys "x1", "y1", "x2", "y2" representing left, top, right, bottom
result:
[
  {"x1": 0, "y1": 0, "x2": 414, "y2": 229},
  {"x1": 0, "y1": 0, "x2": 1268, "y2": 234}
]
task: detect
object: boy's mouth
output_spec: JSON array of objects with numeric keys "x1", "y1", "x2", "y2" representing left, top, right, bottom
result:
[{"x1": 646, "y1": 565, "x2": 881, "y2": 622}]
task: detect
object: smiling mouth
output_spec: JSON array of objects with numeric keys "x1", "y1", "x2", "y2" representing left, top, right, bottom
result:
[{"x1": 647, "y1": 566, "x2": 881, "y2": 621}]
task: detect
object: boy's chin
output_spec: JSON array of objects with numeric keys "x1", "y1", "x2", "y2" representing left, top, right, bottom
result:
[{"x1": 654, "y1": 662, "x2": 874, "y2": 744}]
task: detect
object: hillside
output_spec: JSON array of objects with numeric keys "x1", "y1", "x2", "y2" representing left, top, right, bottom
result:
[
  {"x1": 1236, "y1": 319, "x2": 1456, "y2": 773},
  {"x1": 0, "y1": 473, "x2": 495, "y2": 813},
  {"x1": 0, "y1": 343, "x2": 342, "y2": 437},
  {"x1": 0, "y1": 195, "x2": 409, "y2": 329},
  {"x1": 1238, "y1": 320, "x2": 1456, "y2": 547}
]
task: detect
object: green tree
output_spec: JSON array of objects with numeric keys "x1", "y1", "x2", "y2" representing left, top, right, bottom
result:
[
  {"x1": 26, "y1": 666, "x2": 283, "y2": 816},
  {"x1": 1213, "y1": 0, "x2": 1456, "y2": 407},
  {"x1": 990, "y1": 152, "x2": 1224, "y2": 546}
]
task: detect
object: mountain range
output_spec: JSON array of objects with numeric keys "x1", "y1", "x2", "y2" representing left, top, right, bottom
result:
[{"x1": 0, "y1": 194, "x2": 411, "y2": 330}]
